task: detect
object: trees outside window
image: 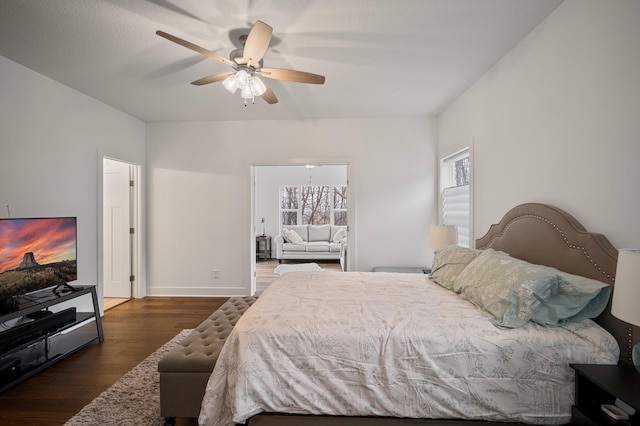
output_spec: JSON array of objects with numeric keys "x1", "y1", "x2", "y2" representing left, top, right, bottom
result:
[
  {"x1": 333, "y1": 186, "x2": 347, "y2": 225},
  {"x1": 301, "y1": 186, "x2": 330, "y2": 224},
  {"x1": 280, "y1": 185, "x2": 347, "y2": 226},
  {"x1": 280, "y1": 187, "x2": 299, "y2": 225}
]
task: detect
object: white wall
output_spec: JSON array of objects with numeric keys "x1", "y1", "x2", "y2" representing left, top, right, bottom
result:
[
  {"x1": 146, "y1": 117, "x2": 438, "y2": 296},
  {"x1": 255, "y1": 165, "x2": 348, "y2": 246},
  {"x1": 0, "y1": 55, "x2": 146, "y2": 312},
  {"x1": 438, "y1": 0, "x2": 640, "y2": 249}
]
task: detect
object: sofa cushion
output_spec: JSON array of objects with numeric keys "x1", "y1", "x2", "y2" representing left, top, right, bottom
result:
[
  {"x1": 286, "y1": 225, "x2": 308, "y2": 241},
  {"x1": 329, "y1": 242, "x2": 341, "y2": 253},
  {"x1": 282, "y1": 242, "x2": 307, "y2": 251},
  {"x1": 306, "y1": 241, "x2": 330, "y2": 252},
  {"x1": 308, "y1": 225, "x2": 331, "y2": 242}
]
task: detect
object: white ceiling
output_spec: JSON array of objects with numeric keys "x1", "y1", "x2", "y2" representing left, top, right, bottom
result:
[{"x1": 0, "y1": 0, "x2": 563, "y2": 123}]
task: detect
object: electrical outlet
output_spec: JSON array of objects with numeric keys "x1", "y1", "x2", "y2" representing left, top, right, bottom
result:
[{"x1": 213, "y1": 270, "x2": 220, "y2": 279}]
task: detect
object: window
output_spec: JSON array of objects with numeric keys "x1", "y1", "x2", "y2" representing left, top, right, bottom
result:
[
  {"x1": 333, "y1": 186, "x2": 347, "y2": 225},
  {"x1": 280, "y1": 187, "x2": 299, "y2": 225},
  {"x1": 280, "y1": 185, "x2": 347, "y2": 226},
  {"x1": 440, "y1": 148, "x2": 471, "y2": 247}
]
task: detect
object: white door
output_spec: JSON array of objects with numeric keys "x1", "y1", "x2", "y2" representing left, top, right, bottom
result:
[{"x1": 103, "y1": 158, "x2": 132, "y2": 298}]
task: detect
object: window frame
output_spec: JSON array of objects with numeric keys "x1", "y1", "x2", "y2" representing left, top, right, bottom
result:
[
  {"x1": 439, "y1": 145, "x2": 473, "y2": 248},
  {"x1": 279, "y1": 184, "x2": 348, "y2": 227}
]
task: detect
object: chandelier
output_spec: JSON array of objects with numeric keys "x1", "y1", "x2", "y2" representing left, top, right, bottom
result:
[{"x1": 222, "y1": 68, "x2": 267, "y2": 106}]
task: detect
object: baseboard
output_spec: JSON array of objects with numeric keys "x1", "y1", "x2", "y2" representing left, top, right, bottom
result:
[{"x1": 146, "y1": 286, "x2": 251, "y2": 297}]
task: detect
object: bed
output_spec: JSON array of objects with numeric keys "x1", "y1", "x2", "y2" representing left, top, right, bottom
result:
[{"x1": 199, "y1": 203, "x2": 639, "y2": 426}]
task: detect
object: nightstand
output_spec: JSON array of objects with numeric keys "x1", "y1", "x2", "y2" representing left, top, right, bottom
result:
[{"x1": 571, "y1": 364, "x2": 640, "y2": 425}]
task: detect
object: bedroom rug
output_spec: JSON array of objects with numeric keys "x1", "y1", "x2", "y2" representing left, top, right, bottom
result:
[
  {"x1": 273, "y1": 262, "x2": 324, "y2": 275},
  {"x1": 63, "y1": 329, "x2": 193, "y2": 426}
]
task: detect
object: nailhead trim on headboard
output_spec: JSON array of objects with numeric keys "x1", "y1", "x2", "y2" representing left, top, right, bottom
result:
[
  {"x1": 627, "y1": 326, "x2": 634, "y2": 363},
  {"x1": 479, "y1": 214, "x2": 617, "y2": 282},
  {"x1": 476, "y1": 203, "x2": 635, "y2": 365}
]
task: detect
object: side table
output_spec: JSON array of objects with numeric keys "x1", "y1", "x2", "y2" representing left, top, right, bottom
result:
[
  {"x1": 256, "y1": 235, "x2": 271, "y2": 261},
  {"x1": 571, "y1": 363, "x2": 640, "y2": 425}
]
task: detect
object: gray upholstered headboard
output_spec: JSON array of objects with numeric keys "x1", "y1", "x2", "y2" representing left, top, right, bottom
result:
[{"x1": 475, "y1": 202, "x2": 638, "y2": 365}]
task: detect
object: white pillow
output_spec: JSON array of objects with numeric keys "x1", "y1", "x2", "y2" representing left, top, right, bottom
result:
[
  {"x1": 283, "y1": 229, "x2": 303, "y2": 244},
  {"x1": 332, "y1": 228, "x2": 347, "y2": 243}
]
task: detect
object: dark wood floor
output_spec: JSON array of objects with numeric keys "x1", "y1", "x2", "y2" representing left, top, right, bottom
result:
[
  {"x1": 0, "y1": 297, "x2": 228, "y2": 426},
  {"x1": 0, "y1": 260, "x2": 342, "y2": 425}
]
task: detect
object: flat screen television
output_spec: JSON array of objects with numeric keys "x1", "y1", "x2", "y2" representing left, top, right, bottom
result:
[{"x1": 0, "y1": 217, "x2": 77, "y2": 302}]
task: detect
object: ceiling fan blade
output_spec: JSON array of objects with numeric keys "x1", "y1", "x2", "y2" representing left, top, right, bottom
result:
[
  {"x1": 156, "y1": 30, "x2": 233, "y2": 66},
  {"x1": 260, "y1": 68, "x2": 325, "y2": 84},
  {"x1": 242, "y1": 21, "x2": 272, "y2": 67},
  {"x1": 190, "y1": 72, "x2": 235, "y2": 86},
  {"x1": 261, "y1": 84, "x2": 278, "y2": 104}
]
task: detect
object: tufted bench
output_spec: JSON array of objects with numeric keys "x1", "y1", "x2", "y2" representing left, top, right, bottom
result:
[{"x1": 158, "y1": 296, "x2": 257, "y2": 421}]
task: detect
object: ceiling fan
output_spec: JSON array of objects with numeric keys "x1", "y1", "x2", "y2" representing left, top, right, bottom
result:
[{"x1": 156, "y1": 20, "x2": 325, "y2": 106}]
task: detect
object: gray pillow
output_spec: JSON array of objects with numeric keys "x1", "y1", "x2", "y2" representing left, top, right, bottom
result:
[
  {"x1": 429, "y1": 245, "x2": 481, "y2": 291},
  {"x1": 308, "y1": 224, "x2": 331, "y2": 242},
  {"x1": 287, "y1": 225, "x2": 308, "y2": 241}
]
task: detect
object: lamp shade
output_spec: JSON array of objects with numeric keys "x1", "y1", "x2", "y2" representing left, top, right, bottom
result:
[
  {"x1": 612, "y1": 248, "x2": 640, "y2": 326},
  {"x1": 429, "y1": 225, "x2": 458, "y2": 250}
]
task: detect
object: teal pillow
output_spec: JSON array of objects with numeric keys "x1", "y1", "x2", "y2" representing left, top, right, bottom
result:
[
  {"x1": 530, "y1": 270, "x2": 611, "y2": 326},
  {"x1": 453, "y1": 249, "x2": 612, "y2": 328},
  {"x1": 429, "y1": 245, "x2": 481, "y2": 291}
]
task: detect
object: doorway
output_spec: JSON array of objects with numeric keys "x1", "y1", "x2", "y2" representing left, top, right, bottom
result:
[
  {"x1": 251, "y1": 163, "x2": 350, "y2": 295},
  {"x1": 102, "y1": 158, "x2": 140, "y2": 306}
]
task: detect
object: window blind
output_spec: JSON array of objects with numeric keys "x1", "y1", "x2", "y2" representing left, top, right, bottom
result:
[{"x1": 442, "y1": 184, "x2": 470, "y2": 248}]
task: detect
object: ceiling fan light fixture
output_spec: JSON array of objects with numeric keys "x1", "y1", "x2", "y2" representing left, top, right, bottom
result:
[
  {"x1": 235, "y1": 70, "x2": 250, "y2": 87},
  {"x1": 222, "y1": 74, "x2": 239, "y2": 94},
  {"x1": 250, "y1": 76, "x2": 267, "y2": 96},
  {"x1": 240, "y1": 83, "x2": 253, "y2": 100},
  {"x1": 157, "y1": 20, "x2": 324, "y2": 107},
  {"x1": 224, "y1": 70, "x2": 266, "y2": 103}
]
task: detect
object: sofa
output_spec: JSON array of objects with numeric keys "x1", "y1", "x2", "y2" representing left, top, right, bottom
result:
[{"x1": 274, "y1": 224, "x2": 347, "y2": 262}]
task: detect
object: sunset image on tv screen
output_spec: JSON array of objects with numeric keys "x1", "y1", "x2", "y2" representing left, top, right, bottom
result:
[{"x1": 0, "y1": 217, "x2": 77, "y2": 298}]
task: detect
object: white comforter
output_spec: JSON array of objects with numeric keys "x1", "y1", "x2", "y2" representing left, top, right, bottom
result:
[{"x1": 199, "y1": 272, "x2": 619, "y2": 425}]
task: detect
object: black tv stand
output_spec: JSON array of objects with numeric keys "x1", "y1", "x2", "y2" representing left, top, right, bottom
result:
[
  {"x1": 53, "y1": 282, "x2": 77, "y2": 296},
  {"x1": 0, "y1": 285, "x2": 103, "y2": 393}
]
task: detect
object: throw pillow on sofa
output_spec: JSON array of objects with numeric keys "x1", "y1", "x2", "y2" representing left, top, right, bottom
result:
[
  {"x1": 282, "y1": 228, "x2": 303, "y2": 244},
  {"x1": 332, "y1": 228, "x2": 347, "y2": 243}
]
